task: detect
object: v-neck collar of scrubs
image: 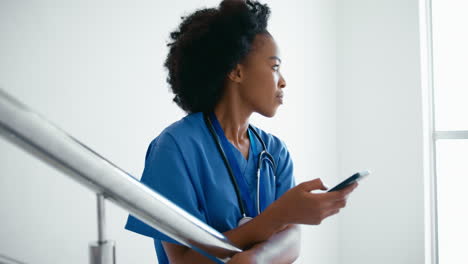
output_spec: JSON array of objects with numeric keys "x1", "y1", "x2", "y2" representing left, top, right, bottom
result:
[
  {"x1": 226, "y1": 130, "x2": 258, "y2": 178},
  {"x1": 210, "y1": 114, "x2": 255, "y2": 169},
  {"x1": 209, "y1": 112, "x2": 258, "y2": 217}
]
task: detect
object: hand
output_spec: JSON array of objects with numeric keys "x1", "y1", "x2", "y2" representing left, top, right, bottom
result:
[
  {"x1": 227, "y1": 246, "x2": 262, "y2": 264},
  {"x1": 228, "y1": 240, "x2": 295, "y2": 264},
  {"x1": 266, "y1": 178, "x2": 358, "y2": 225}
]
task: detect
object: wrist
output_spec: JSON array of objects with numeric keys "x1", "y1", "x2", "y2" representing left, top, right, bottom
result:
[
  {"x1": 260, "y1": 202, "x2": 288, "y2": 234},
  {"x1": 223, "y1": 200, "x2": 290, "y2": 250}
]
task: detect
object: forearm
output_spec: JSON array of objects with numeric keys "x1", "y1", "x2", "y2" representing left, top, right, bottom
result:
[
  {"x1": 171, "y1": 225, "x2": 300, "y2": 264},
  {"x1": 163, "y1": 205, "x2": 289, "y2": 263},
  {"x1": 223, "y1": 203, "x2": 288, "y2": 249},
  {"x1": 248, "y1": 224, "x2": 301, "y2": 264}
]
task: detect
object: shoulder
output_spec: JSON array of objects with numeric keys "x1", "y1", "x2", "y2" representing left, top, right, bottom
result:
[
  {"x1": 163, "y1": 112, "x2": 205, "y2": 137},
  {"x1": 147, "y1": 112, "x2": 207, "y2": 153}
]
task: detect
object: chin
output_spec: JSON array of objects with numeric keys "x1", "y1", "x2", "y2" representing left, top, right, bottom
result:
[{"x1": 258, "y1": 107, "x2": 279, "y2": 118}]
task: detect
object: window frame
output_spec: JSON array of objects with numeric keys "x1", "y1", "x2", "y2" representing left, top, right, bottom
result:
[{"x1": 420, "y1": 1, "x2": 468, "y2": 264}]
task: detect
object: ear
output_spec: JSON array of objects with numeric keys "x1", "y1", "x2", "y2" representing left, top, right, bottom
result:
[{"x1": 227, "y1": 64, "x2": 243, "y2": 83}]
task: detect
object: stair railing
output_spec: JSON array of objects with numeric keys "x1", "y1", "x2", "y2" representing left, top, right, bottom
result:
[{"x1": 0, "y1": 89, "x2": 242, "y2": 263}]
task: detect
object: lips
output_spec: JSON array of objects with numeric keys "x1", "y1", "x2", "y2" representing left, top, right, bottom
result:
[{"x1": 276, "y1": 93, "x2": 284, "y2": 104}]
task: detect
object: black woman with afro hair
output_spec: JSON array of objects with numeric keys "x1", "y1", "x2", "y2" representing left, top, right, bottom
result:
[{"x1": 125, "y1": 0, "x2": 358, "y2": 263}]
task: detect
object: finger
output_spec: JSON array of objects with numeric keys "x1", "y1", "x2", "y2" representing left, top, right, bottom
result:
[
  {"x1": 315, "y1": 191, "x2": 347, "y2": 202},
  {"x1": 323, "y1": 183, "x2": 329, "y2": 191},
  {"x1": 300, "y1": 178, "x2": 328, "y2": 192},
  {"x1": 331, "y1": 199, "x2": 347, "y2": 209},
  {"x1": 339, "y1": 182, "x2": 358, "y2": 195},
  {"x1": 322, "y1": 183, "x2": 357, "y2": 201},
  {"x1": 324, "y1": 209, "x2": 340, "y2": 219}
]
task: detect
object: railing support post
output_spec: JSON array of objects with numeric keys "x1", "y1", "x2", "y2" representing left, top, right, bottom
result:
[
  {"x1": 89, "y1": 194, "x2": 116, "y2": 264},
  {"x1": 0, "y1": 89, "x2": 241, "y2": 263}
]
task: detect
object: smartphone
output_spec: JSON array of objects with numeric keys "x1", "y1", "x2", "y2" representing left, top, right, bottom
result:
[{"x1": 327, "y1": 170, "x2": 371, "y2": 192}]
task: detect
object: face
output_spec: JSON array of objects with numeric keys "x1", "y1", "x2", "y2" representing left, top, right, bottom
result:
[{"x1": 236, "y1": 33, "x2": 286, "y2": 117}]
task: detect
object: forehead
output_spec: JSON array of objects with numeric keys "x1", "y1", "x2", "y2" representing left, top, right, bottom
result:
[{"x1": 249, "y1": 33, "x2": 280, "y2": 59}]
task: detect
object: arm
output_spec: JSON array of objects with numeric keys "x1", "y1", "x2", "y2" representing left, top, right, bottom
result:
[
  {"x1": 228, "y1": 224, "x2": 301, "y2": 264},
  {"x1": 163, "y1": 206, "x2": 288, "y2": 264},
  {"x1": 163, "y1": 223, "x2": 299, "y2": 264},
  {"x1": 163, "y1": 180, "x2": 358, "y2": 264}
]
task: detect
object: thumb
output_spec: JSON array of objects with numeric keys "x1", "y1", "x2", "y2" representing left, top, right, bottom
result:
[{"x1": 299, "y1": 178, "x2": 328, "y2": 192}]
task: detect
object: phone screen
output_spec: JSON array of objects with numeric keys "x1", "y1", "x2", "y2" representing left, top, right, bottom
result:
[{"x1": 327, "y1": 170, "x2": 370, "y2": 192}]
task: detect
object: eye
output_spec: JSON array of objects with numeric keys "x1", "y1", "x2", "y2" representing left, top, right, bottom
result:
[{"x1": 272, "y1": 64, "x2": 280, "y2": 71}]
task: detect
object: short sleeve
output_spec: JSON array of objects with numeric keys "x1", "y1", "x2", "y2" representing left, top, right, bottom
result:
[
  {"x1": 274, "y1": 141, "x2": 295, "y2": 200},
  {"x1": 125, "y1": 133, "x2": 207, "y2": 244}
]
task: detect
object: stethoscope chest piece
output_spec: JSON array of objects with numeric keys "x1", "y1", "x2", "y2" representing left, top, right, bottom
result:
[{"x1": 237, "y1": 216, "x2": 253, "y2": 227}]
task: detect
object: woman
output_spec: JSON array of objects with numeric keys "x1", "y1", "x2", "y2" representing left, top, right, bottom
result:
[{"x1": 125, "y1": 0, "x2": 357, "y2": 263}]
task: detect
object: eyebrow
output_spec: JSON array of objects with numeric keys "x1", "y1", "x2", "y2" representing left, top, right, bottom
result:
[{"x1": 269, "y1": 56, "x2": 282, "y2": 63}]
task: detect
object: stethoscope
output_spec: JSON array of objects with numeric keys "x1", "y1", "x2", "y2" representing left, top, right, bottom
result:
[{"x1": 204, "y1": 113, "x2": 277, "y2": 226}]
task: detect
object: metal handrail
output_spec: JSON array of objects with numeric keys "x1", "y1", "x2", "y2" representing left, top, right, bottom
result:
[
  {"x1": 0, "y1": 89, "x2": 242, "y2": 263},
  {"x1": 0, "y1": 254, "x2": 27, "y2": 264}
]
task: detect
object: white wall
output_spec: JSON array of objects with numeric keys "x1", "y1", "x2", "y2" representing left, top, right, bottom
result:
[
  {"x1": 0, "y1": 1, "x2": 182, "y2": 263},
  {"x1": 0, "y1": 0, "x2": 340, "y2": 263},
  {"x1": 265, "y1": 0, "x2": 341, "y2": 263},
  {"x1": 336, "y1": 0, "x2": 425, "y2": 263},
  {"x1": 1, "y1": 0, "x2": 427, "y2": 263}
]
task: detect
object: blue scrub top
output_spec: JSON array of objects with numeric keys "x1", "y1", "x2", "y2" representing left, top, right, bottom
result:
[{"x1": 125, "y1": 112, "x2": 295, "y2": 263}]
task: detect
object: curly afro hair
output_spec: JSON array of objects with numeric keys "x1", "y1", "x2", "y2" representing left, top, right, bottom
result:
[{"x1": 164, "y1": 0, "x2": 271, "y2": 114}]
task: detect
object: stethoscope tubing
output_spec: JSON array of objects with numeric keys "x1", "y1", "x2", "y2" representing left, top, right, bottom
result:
[
  {"x1": 204, "y1": 113, "x2": 276, "y2": 218},
  {"x1": 204, "y1": 114, "x2": 248, "y2": 218}
]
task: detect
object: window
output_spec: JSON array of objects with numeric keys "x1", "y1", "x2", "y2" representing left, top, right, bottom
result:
[
  {"x1": 422, "y1": 0, "x2": 468, "y2": 263},
  {"x1": 432, "y1": 1, "x2": 468, "y2": 131},
  {"x1": 435, "y1": 140, "x2": 468, "y2": 263}
]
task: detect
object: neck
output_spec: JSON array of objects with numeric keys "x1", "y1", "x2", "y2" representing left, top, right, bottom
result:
[{"x1": 213, "y1": 90, "x2": 252, "y2": 146}]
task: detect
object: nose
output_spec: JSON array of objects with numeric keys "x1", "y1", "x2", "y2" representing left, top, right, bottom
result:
[{"x1": 279, "y1": 73, "x2": 286, "y2": 89}]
